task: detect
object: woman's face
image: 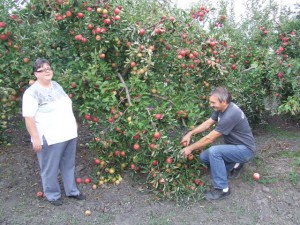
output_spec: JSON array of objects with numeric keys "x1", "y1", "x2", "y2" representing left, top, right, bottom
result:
[{"x1": 34, "y1": 63, "x2": 53, "y2": 82}]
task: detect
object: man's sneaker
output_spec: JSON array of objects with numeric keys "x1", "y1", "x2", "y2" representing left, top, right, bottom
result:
[
  {"x1": 205, "y1": 188, "x2": 231, "y2": 201},
  {"x1": 49, "y1": 198, "x2": 63, "y2": 206},
  {"x1": 228, "y1": 164, "x2": 244, "y2": 179},
  {"x1": 68, "y1": 193, "x2": 86, "y2": 200}
]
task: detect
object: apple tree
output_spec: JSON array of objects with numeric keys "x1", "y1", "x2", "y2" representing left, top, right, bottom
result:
[{"x1": 0, "y1": 0, "x2": 299, "y2": 200}]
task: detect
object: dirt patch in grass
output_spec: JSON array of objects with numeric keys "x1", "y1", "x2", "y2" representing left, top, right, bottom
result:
[{"x1": 0, "y1": 116, "x2": 299, "y2": 225}]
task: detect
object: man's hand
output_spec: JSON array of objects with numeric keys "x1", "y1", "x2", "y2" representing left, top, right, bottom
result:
[
  {"x1": 180, "y1": 146, "x2": 193, "y2": 157},
  {"x1": 181, "y1": 132, "x2": 192, "y2": 147}
]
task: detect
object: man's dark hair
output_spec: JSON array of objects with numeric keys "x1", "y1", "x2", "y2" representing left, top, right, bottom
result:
[
  {"x1": 210, "y1": 87, "x2": 232, "y2": 103},
  {"x1": 33, "y1": 58, "x2": 50, "y2": 73}
]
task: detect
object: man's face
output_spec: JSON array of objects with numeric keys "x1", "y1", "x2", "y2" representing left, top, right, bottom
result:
[{"x1": 209, "y1": 95, "x2": 228, "y2": 112}]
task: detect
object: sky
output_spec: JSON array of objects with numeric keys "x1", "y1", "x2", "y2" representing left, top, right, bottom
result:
[{"x1": 173, "y1": 0, "x2": 299, "y2": 19}]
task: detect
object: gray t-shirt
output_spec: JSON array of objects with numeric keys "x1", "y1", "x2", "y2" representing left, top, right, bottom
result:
[{"x1": 211, "y1": 102, "x2": 256, "y2": 152}]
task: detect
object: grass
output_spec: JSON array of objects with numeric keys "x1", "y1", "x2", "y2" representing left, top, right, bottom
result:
[
  {"x1": 289, "y1": 171, "x2": 299, "y2": 186},
  {"x1": 261, "y1": 124, "x2": 300, "y2": 140},
  {"x1": 224, "y1": 202, "x2": 246, "y2": 215},
  {"x1": 97, "y1": 213, "x2": 115, "y2": 224},
  {"x1": 279, "y1": 151, "x2": 300, "y2": 186},
  {"x1": 0, "y1": 207, "x2": 4, "y2": 223},
  {"x1": 253, "y1": 124, "x2": 300, "y2": 186}
]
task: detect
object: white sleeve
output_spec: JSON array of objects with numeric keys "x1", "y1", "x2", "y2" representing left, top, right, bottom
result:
[{"x1": 22, "y1": 90, "x2": 39, "y2": 117}]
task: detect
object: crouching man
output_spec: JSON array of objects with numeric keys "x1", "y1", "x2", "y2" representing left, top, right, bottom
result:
[{"x1": 181, "y1": 87, "x2": 256, "y2": 200}]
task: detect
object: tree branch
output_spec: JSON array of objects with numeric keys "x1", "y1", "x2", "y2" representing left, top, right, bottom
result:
[
  {"x1": 152, "y1": 94, "x2": 175, "y2": 106},
  {"x1": 146, "y1": 107, "x2": 156, "y2": 130},
  {"x1": 243, "y1": 67, "x2": 255, "y2": 73},
  {"x1": 117, "y1": 72, "x2": 132, "y2": 106},
  {"x1": 181, "y1": 118, "x2": 187, "y2": 127}
]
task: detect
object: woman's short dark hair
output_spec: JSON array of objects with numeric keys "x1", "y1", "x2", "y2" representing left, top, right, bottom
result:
[
  {"x1": 33, "y1": 58, "x2": 50, "y2": 73},
  {"x1": 210, "y1": 87, "x2": 232, "y2": 103}
]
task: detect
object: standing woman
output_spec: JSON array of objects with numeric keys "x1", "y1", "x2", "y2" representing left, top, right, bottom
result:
[{"x1": 22, "y1": 58, "x2": 85, "y2": 206}]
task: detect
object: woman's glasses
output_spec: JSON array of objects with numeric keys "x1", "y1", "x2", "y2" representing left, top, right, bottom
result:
[{"x1": 36, "y1": 68, "x2": 52, "y2": 73}]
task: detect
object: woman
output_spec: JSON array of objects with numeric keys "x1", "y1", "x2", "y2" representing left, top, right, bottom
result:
[{"x1": 22, "y1": 58, "x2": 85, "y2": 206}]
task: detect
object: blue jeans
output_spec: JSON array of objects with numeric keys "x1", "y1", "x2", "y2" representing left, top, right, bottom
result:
[{"x1": 199, "y1": 144, "x2": 254, "y2": 189}]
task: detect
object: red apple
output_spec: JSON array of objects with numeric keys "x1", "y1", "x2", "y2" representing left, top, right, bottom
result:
[
  {"x1": 77, "y1": 12, "x2": 84, "y2": 18},
  {"x1": 166, "y1": 157, "x2": 173, "y2": 164},
  {"x1": 152, "y1": 160, "x2": 158, "y2": 166},
  {"x1": 65, "y1": 11, "x2": 72, "y2": 17},
  {"x1": 155, "y1": 114, "x2": 162, "y2": 120},
  {"x1": 0, "y1": 21, "x2": 6, "y2": 28},
  {"x1": 94, "y1": 159, "x2": 100, "y2": 165},
  {"x1": 277, "y1": 72, "x2": 284, "y2": 78},
  {"x1": 149, "y1": 143, "x2": 156, "y2": 150},
  {"x1": 84, "y1": 114, "x2": 91, "y2": 120},
  {"x1": 153, "y1": 132, "x2": 160, "y2": 139},
  {"x1": 95, "y1": 35, "x2": 101, "y2": 41},
  {"x1": 114, "y1": 8, "x2": 120, "y2": 15},
  {"x1": 36, "y1": 191, "x2": 44, "y2": 197},
  {"x1": 0, "y1": 34, "x2": 7, "y2": 41},
  {"x1": 76, "y1": 177, "x2": 82, "y2": 184},
  {"x1": 75, "y1": 34, "x2": 83, "y2": 41},
  {"x1": 133, "y1": 143, "x2": 140, "y2": 150},
  {"x1": 84, "y1": 177, "x2": 91, "y2": 184},
  {"x1": 253, "y1": 173, "x2": 260, "y2": 181},
  {"x1": 103, "y1": 18, "x2": 111, "y2": 25},
  {"x1": 187, "y1": 154, "x2": 194, "y2": 161},
  {"x1": 139, "y1": 29, "x2": 145, "y2": 36}
]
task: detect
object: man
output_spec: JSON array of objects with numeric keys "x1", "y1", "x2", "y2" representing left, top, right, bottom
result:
[{"x1": 181, "y1": 87, "x2": 256, "y2": 201}]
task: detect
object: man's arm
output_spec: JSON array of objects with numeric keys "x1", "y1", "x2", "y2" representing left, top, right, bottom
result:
[
  {"x1": 181, "y1": 118, "x2": 216, "y2": 146},
  {"x1": 182, "y1": 130, "x2": 222, "y2": 156}
]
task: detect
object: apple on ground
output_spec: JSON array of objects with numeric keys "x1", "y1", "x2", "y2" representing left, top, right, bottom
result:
[
  {"x1": 94, "y1": 158, "x2": 100, "y2": 165},
  {"x1": 85, "y1": 210, "x2": 92, "y2": 216},
  {"x1": 155, "y1": 114, "x2": 162, "y2": 120},
  {"x1": 84, "y1": 177, "x2": 91, "y2": 184},
  {"x1": 253, "y1": 173, "x2": 260, "y2": 181},
  {"x1": 76, "y1": 177, "x2": 82, "y2": 184},
  {"x1": 36, "y1": 191, "x2": 44, "y2": 197},
  {"x1": 139, "y1": 29, "x2": 145, "y2": 36}
]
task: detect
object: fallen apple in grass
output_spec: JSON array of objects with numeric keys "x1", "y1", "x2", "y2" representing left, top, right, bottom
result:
[
  {"x1": 253, "y1": 172, "x2": 260, "y2": 181},
  {"x1": 36, "y1": 191, "x2": 44, "y2": 197},
  {"x1": 76, "y1": 177, "x2": 82, "y2": 184},
  {"x1": 85, "y1": 210, "x2": 92, "y2": 216}
]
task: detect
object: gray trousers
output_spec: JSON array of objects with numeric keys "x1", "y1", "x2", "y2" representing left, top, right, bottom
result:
[{"x1": 37, "y1": 137, "x2": 80, "y2": 201}]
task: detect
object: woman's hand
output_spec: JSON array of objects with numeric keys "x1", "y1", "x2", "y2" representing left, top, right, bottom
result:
[{"x1": 32, "y1": 137, "x2": 42, "y2": 152}]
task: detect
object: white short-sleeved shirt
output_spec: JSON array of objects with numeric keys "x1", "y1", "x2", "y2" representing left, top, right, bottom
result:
[{"x1": 22, "y1": 81, "x2": 77, "y2": 145}]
